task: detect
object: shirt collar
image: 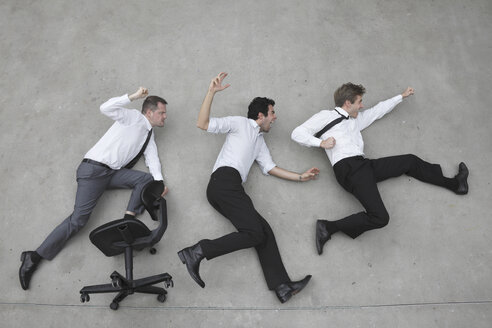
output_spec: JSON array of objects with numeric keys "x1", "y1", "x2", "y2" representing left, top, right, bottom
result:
[
  {"x1": 143, "y1": 114, "x2": 153, "y2": 130},
  {"x1": 334, "y1": 107, "x2": 350, "y2": 119},
  {"x1": 248, "y1": 118, "x2": 263, "y2": 135}
]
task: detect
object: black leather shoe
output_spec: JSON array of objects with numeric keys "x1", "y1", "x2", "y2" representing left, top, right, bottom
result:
[
  {"x1": 316, "y1": 220, "x2": 333, "y2": 255},
  {"x1": 178, "y1": 243, "x2": 205, "y2": 288},
  {"x1": 275, "y1": 275, "x2": 312, "y2": 304},
  {"x1": 19, "y1": 251, "x2": 40, "y2": 290},
  {"x1": 455, "y1": 162, "x2": 469, "y2": 195}
]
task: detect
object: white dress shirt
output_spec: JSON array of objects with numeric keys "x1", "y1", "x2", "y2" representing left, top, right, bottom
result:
[
  {"x1": 291, "y1": 95, "x2": 402, "y2": 166},
  {"x1": 84, "y1": 94, "x2": 163, "y2": 180},
  {"x1": 207, "y1": 116, "x2": 277, "y2": 183}
]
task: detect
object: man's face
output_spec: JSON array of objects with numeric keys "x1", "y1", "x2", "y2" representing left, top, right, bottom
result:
[
  {"x1": 346, "y1": 95, "x2": 363, "y2": 118},
  {"x1": 259, "y1": 105, "x2": 277, "y2": 133},
  {"x1": 146, "y1": 102, "x2": 167, "y2": 127}
]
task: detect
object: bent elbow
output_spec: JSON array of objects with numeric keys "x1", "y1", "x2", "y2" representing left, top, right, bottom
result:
[
  {"x1": 196, "y1": 122, "x2": 208, "y2": 130},
  {"x1": 99, "y1": 103, "x2": 110, "y2": 114},
  {"x1": 291, "y1": 128, "x2": 300, "y2": 142}
]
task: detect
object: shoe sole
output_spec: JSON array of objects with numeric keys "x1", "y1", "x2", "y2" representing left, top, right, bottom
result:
[
  {"x1": 177, "y1": 250, "x2": 186, "y2": 264},
  {"x1": 19, "y1": 252, "x2": 28, "y2": 290},
  {"x1": 456, "y1": 163, "x2": 469, "y2": 195}
]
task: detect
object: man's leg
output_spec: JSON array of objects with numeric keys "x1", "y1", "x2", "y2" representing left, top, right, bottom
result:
[
  {"x1": 20, "y1": 163, "x2": 113, "y2": 290},
  {"x1": 254, "y1": 213, "x2": 291, "y2": 290},
  {"x1": 36, "y1": 163, "x2": 113, "y2": 260},
  {"x1": 178, "y1": 168, "x2": 270, "y2": 288},
  {"x1": 371, "y1": 154, "x2": 446, "y2": 185},
  {"x1": 200, "y1": 171, "x2": 269, "y2": 258},
  {"x1": 179, "y1": 168, "x2": 311, "y2": 300},
  {"x1": 204, "y1": 187, "x2": 291, "y2": 289},
  {"x1": 370, "y1": 154, "x2": 469, "y2": 194},
  {"x1": 334, "y1": 154, "x2": 460, "y2": 238},
  {"x1": 106, "y1": 168, "x2": 154, "y2": 215},
  {"x1": 178, "y1": 168, "x2": 268, "y2": 288},
  {"x1": 334, "y1": 160, "x2": 390, "y2": 239},
  {"x1": 318, "y1": 155, "x2": 468, "y2": 254}
]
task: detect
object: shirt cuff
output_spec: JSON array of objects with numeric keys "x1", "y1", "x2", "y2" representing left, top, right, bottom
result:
[
  {"x1": 206, "y1": 117, "x2": 218, "y2": 132},
  {"x1": 151, "y1": 172, "x2": 164, "y2": 181},
  {"x1": 262, "y1": 162, "x2": 277, "y2": 176},
  {"x1": 310, "y1": 137, "x2": 323, "y2": 148}
]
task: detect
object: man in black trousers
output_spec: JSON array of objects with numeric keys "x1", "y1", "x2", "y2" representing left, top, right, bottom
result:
[
  {"x1": 291, "y1": 83, "x2": 469, "y2": 254},
  {"x1": 178, "y1": 72, "x2": 320, "y2": 303}
]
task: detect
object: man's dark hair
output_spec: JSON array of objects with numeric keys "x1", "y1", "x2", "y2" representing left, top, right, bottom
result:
[
  {"x1": 334, "y1": 83, "x2": 366, "y2": 107},
  {"x1": 142, "y1": 96, "x2": 168, "y2": 114},
  {"x1": 247, "y1": 97, "x2": 275, "y2": 120}
]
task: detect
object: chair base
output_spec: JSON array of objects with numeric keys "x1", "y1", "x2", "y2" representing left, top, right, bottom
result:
[{"x1": 80, "y1": 271, "x2": 173, "y2": 310}]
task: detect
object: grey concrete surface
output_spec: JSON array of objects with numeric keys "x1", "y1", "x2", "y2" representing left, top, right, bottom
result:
[{"x1": 1, "y1": 0, "x2": 491, "y2": 327}]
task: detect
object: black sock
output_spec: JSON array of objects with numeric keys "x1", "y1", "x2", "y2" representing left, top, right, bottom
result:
[
  {"x1": 443, "y1": 177, "x2": 459, "y2": 192},
  {"x1": 31, "y1": 251, "x2": 42, "y2": 263},
  {"x1": 124, "y1": 213, "x2": 135, "y2": 220},
  {"x1": 326, "y1": 221, "x2": 340, "y2": 234}
]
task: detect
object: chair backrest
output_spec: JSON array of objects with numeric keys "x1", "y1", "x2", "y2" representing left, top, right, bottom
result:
[
  {"x1": 89, "y1": 180, "x2": 168, "y2": 257},
  {"x1": 139, "y1": 180, "x2": 168, "y2": 247}
]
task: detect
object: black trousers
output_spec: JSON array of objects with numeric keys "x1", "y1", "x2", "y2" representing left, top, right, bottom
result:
[
  {"x1": 333, "y1": 154, "x2": 447, "y2": 239},
  {"x1": 199, "y1": 166, "x2": 290, "y2": 290}
]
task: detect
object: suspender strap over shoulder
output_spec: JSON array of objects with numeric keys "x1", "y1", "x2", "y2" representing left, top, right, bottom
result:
[
  {"x1": 125, "y1": 129, "x2": 153, "y2": 169},
  {"x1": 314, "y1": 110, "x2": 347, "y2": 138}
]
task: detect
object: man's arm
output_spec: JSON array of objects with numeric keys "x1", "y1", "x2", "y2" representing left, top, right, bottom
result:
[
  {"x1": 197, "y1": 72, "x2": 231, "y2": 130},
  {"x1": 143, "y1": 138, "x2": 169, "y2": 198},
  {"x1": 268, "y1": 166, "x2": 320, "y2": 182},
  {"x1": 291, "y1": 110, "x2": 336, "y2": 149},
  {"x1": 100, "y1": 87, "x2": 149, "y2": 124},
  {"x1": 357, "y1": 87, "x2": 415, "y2": 131}
]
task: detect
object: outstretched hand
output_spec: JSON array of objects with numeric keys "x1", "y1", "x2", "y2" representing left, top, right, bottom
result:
[
  {"x1": 209, "y1": 72, "x2": 231, "y2": 93},
  {"x1": 300, "y1": 167, "x2": 320, "y2": 181},
  {"x1": 402, "y1": 87, "x2": 415, "y2": 98}
]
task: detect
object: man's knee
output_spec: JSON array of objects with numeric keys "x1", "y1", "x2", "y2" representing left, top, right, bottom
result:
[
  {"x1": 402, "y1": 154, "x2": 420, "y2": 167},
  {"x1": 68, "y1": 213, "x2": 91, "y2": 236},
  {"x1": 138, "y1": 173, "x2": 153, "y2": 186},
  {"x1": 369, "y1": 209, "x2": 390, "y2": 229},
  {"x1": 244, "y1": 223, "x2": 267, "y2": 245}
]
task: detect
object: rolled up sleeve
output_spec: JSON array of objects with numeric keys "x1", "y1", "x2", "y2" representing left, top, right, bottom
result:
[
  {"x1": 256, "y1": 138, "x2": 276, "y2": 176},
  {"x1": 143, "y1": 135, "x2": 163, "y2": 181},
  {"x1": 207, "y1": 117, "x2": 234, "y2": 134}
]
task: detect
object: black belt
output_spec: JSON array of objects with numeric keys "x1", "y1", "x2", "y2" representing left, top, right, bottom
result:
[
  {"x1": 333, "y1": 155, "x2": 365, "y2": 170},
  {"x1": 82, "y1": 158, "x2": 111, "y2": 169}
]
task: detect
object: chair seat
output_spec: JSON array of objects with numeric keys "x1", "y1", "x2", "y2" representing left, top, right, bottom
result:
[{"x1": 89, "y1": 218, "x2": 151, "y2": 257}]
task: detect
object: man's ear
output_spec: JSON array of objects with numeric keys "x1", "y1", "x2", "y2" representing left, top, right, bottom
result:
[
  {"x1": 256, "y1": 112, "x2": 265, "y2": 121},
  {"x1": 343, "y1": 99, "x2": 352, "y2": 108}
]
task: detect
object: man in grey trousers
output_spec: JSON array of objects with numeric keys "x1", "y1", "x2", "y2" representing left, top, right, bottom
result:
[{"x1": 19, "y1": 87, "x2": 169, "y2": 290}]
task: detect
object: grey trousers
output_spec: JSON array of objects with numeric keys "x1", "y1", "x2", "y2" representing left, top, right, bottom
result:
[{"x1": 36, "y1": 161, "x2": 153, "y2": 260}]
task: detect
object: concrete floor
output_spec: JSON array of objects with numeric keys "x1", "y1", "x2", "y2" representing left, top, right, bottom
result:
[{"x1": 1, "y1": 0, "x2": 491, "y2": 327}]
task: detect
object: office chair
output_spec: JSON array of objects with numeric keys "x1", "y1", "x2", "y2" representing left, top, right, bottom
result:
[{"x1": 79, "y1": 180, "x2": 173, "y2": 310}]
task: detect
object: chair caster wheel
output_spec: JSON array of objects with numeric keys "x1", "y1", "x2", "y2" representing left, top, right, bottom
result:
[
  {"x1": 157, "y1": 294, "x2": 167, "y2": 303},
  {"x1": 112, "y1": 277, "x2": 122, "y2": 288},
  {"x1": 164, "y1": 279, "x2": 174, "y2": 289},
  {"x1": 110, "y1": 302, "x2": 119, "y2": 310},
  {"x1": 149, "y1": 247, "x2": 157, "y2": 255},
  {"x1": 80, "y1": 293, "x2": 90, "y2": 303}
]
